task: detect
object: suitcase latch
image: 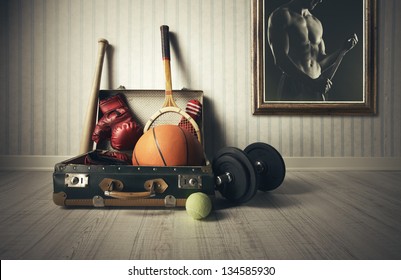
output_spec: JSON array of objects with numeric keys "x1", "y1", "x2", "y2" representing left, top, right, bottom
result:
[
  {"x1": 178, "y1": 175, "x2": 202, "y2": 189},
  {"x1": 65, "y1": 173, "x2": 89, "y2": 188}
]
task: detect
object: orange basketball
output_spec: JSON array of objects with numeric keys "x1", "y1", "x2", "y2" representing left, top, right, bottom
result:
[{"x1": 132, "y1": 125, "x2": 205, "y2": 166}]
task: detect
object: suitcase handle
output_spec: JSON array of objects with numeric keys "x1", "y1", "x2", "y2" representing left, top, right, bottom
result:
[
  {"x1": 104, "y1": 190, "x2": 153, "y2": 199},
  {"x1": 99, "y1": 178, "x2": 168, "y2": 200}
]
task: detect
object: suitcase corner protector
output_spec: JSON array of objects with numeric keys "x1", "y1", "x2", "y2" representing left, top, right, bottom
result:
[{"x1": 53, "y1": 192, "x2": 67, "y2": 206}]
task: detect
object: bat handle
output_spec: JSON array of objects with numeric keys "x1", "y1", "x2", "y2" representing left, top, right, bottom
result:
[{"x1": 79, "y1": 38, "x2": 109, "y2": 154}]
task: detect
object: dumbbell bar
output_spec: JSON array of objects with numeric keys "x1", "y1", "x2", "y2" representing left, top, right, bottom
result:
[{"x1": 212, "y1": 142, "x2": 286, "y2": 204}]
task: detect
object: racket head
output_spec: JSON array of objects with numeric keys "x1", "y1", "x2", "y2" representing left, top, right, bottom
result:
[{"x1": 143, "y1": 107, "x2": 201, "y2": 143}]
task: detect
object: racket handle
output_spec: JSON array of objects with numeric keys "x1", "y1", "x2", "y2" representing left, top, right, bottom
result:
[
  {"x1": 160, "y1": 25, "x2": 170, "y2": 60},
  {"x1": 161, "y1": 25, "x2": 173, "y2": 94}
]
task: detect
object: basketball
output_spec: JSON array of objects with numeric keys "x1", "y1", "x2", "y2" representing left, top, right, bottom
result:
[{"x1": 132, "y1": 125, "x2": 205, "y2": 166}]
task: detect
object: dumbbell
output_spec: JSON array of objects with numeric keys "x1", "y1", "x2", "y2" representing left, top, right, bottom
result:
[{"x1": 212, "y1": 142, "x2": 286, "y2": 204}]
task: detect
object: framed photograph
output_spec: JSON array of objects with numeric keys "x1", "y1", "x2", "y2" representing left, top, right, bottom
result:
[{"x1": 252, "y1": 0, "x2": 377, "y2": 115}]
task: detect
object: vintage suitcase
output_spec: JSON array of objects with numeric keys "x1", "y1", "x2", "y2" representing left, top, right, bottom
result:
[{"x1": 53, "y1": 89, "x2": 215, "y2": 208}]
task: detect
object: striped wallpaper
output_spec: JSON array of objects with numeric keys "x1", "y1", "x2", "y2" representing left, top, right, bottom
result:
[{"x1": 0, "y1": 0, "x2": 400, "y2": 160}]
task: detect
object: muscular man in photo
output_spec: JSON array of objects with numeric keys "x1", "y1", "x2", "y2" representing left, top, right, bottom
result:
[{"x1": 267, "y1": 0, "x2": 358, "y2": 101}]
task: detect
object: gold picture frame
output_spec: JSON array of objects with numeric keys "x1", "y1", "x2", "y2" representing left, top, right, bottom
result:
[{"x1": 252, "y1": 0, "x2": 377, "y2": 115}]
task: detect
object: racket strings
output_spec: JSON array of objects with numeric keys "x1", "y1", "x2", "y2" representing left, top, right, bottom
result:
[
  {"x1": 178, "y1": 100, "x2": 202, "y2": 139},
  {"x1": 148, "y1": 111, "x2": 201, "y2": 141},
  {"x1": 148, "y1": 110, "x2": 186, "y2": 128},
  {"x1": 178, "y1": 119, "x2": 199, "y2": 139},
  {"x1": 145, "y1": 99, "x2": 203, "y2": 142}
]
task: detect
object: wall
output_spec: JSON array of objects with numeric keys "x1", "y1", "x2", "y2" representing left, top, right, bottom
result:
[{"x1": 0, "y1": 0, "x2": 400, "y2": 170}]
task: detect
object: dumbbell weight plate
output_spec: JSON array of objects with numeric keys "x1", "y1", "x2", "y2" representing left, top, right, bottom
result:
[
  {"x1": 244, "y1": 142, "x2": 286, "y2": 191},
  {"x1": 212, "y1": 147, "x2": 257, "y2": 204}
]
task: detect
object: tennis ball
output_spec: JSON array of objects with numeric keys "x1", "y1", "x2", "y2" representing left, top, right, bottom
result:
[{"x1": 185, "y1": 192, "x2": 212, "y2": 220}]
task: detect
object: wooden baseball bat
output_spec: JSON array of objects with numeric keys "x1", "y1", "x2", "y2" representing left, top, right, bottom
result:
[{"x1": 79, "y1": 38, "x2": 109, "y2": 154}]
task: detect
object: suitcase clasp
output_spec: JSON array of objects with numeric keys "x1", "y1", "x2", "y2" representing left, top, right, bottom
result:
[
  {"x1": 178, "y1": 175, "x2": 202, "y2": 189},
  {"x1": 65, "y1": 173, "x2": 89, "y2": 188}
]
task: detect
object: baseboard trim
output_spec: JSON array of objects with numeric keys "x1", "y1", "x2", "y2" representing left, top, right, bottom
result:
[
  {"x1": 283, "y1": 157, "x2": 401, "y2": 171},
  {"x1": 0, "y1": 155, "x2": 400, "y2": 171},
  {"x1": 0, "y1": 155, "x2": 73, "y2": 171}
]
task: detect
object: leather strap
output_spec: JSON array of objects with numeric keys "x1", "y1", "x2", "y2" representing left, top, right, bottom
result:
[
  {"x1": 63, "y1": 198, "x2": 186, "y2": 207},
  {"x1": 98, "y1": 178, "x2": 168, "y2": 200}
]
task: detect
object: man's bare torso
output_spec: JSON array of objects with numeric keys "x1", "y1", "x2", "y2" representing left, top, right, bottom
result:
[{"x1": 269, "y1": 6, "x2": 324, "y2": 79}]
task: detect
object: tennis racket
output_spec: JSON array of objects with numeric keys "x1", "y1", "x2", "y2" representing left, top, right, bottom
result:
[{"x1": 143, "y1": 25, "x2": 201, "y2": 143}]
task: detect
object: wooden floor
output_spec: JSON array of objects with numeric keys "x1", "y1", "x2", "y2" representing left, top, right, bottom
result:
[{"x1": 0, "y1": 170, "x2": 400, "y2": 260}]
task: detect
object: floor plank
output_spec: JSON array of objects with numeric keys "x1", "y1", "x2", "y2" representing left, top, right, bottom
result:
[{"x1": 0, "y1": 171, "x2": 400, "y2": 260}]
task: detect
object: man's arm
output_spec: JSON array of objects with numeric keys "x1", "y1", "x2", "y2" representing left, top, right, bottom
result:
[{"x1": 318, "y1": 34, "x2": 358, "y2": 74}]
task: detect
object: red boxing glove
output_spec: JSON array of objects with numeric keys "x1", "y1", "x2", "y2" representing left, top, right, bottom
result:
[
  {"x1": 92, "y1": 94, "x2": 143, "y2": 150},
  {"x1": 84, "y1": 150, "x2": 131, "y2": 165},
  {"x1": 111, "y1": 121, "x2": 142, "y2": 151}
]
